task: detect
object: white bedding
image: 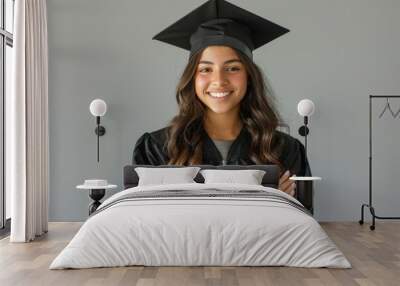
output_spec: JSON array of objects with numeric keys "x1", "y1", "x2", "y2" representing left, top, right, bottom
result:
[{"x1": 50, "y1": 183, "x2": 351, "y2": 269}]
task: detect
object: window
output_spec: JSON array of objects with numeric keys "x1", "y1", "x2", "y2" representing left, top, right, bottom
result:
[{"x1": 1, "y1": 0, "x2": 14, "y2": 233}]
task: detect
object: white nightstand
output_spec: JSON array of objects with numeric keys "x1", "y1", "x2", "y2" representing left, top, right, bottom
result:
[
  {"x1": 289, "y1": 176, "x2": 322, "y2": 181},
  {"x1": 77, "y1": 180, "x2": 117, "y2": 215}
]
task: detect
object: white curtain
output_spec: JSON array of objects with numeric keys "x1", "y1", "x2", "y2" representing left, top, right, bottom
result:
[{"x1": 7, "y1": 0, "x2": 49, "y2": 242}]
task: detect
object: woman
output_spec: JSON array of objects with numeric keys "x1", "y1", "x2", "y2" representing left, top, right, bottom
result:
[{"x1": 133, "y1": 0, "x2": 311, "y2": 197}]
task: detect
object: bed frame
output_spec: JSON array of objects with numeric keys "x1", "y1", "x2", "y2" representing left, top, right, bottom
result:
[{"x1": 123, "y1": 165, "x2": 313, "y2": 213}]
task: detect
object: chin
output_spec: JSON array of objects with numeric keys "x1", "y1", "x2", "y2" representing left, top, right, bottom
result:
[{"x1": 207, "y1": 106, "x2": 236, "y2": 114}]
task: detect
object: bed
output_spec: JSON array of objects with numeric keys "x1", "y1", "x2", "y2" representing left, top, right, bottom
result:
[{"x1": 50, "y1": 165, "x2": 350, "y2": 269}]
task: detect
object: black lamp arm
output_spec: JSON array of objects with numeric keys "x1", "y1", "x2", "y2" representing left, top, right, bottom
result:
[
  {"x1": 94, "y1": 116, "x2": 106, "y2": 162},
  {"x1": 298, "y1": 116, "x2": 310, "y2": 157}
]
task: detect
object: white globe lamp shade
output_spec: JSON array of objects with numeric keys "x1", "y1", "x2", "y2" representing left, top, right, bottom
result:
[
  {"x1": 297, "y1": 99, "x2": 315, "y2": 117},
  {"x1": 89, "y1": 99, "x2": 107, "y2": 117}
]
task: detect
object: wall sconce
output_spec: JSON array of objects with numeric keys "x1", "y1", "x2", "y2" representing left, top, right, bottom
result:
[
  {"x1": 297, "y1": 99, "x2": 315, "y2": 157},
  {"x1": 89, "y1": 99, "x2": 107, "y2": 162}
]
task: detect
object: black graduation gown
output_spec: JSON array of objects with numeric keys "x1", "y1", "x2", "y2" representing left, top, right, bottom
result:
[{"x1": 132, "y1": 127, "x2": 311, "y2": 176}]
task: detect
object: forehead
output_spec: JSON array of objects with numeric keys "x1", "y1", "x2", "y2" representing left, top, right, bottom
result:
[{"x1": 198, "y1": 46, "x2": 240, "y2": 63}]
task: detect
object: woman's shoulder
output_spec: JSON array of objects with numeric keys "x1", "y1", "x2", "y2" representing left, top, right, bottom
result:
[
  {"x1": 273, "y1": 130, "x2": 311, "y2": 175},
  {"x1": 133, "y1": 126, "x2": 170, "y2": 165},
  {"x1": 135, "y1": 126, "x2": 169, "y2": 147},
  {"x1": 274, "y1": 130, "x2": 302, "y2": 146},
  {"x1": 273, "y1": 130, "x2": 305, "y2": 157}
]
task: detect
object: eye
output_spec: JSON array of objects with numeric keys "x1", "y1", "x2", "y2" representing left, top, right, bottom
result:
[
  {"x1": 198, "y1": 67, "x2": 211, "y2": 73},
  {"x1": 225, "y1": 66, "x2": 241, "y2": 72}
]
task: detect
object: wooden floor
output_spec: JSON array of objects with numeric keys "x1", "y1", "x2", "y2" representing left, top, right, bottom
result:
[{"x1": 0, "y1": 222, "x2": 399, "y2": 286}]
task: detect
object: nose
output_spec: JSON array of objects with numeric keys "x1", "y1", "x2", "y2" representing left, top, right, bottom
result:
[{"x1": 211, "y1": 69, "x2": 228, "y2": 86}]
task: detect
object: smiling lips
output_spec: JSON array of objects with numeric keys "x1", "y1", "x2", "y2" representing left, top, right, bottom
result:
[{"x1": 207, "y1": 91, "x2": 232, "y2": 98}]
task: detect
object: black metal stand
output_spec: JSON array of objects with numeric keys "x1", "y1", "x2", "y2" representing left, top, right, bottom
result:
[
  {"x1": 297, "y1": 116, "x2": 314, "y2": 215},
  {"x1": 296, "y1": 180, "x2": 314, "y2": 215},
  {"x1": 359, "y1": 95, "x2": 400, "y2": 230},
  {"x1": 88, "y1": 189, "x2": 105, "y2": 215}
]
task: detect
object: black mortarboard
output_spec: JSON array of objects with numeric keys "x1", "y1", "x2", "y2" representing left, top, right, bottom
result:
[{"x1": 153, "y1": 0, "x2": 289, "y2": 60}]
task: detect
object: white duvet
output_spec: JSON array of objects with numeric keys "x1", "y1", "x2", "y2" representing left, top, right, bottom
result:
[{"x1": 50, "y1": 183, "x2": 351, "y2": 269}]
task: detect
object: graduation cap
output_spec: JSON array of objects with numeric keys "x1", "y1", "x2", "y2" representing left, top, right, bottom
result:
[{"x1": 153, "y1": 0, "x2": 290, "y2": 60}]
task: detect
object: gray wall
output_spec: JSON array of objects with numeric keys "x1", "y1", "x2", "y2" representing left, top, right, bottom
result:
[{"x1": 47, "y1": 0, "x2": 400, "y2": 221}]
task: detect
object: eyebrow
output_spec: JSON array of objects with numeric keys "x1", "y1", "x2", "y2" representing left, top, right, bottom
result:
[{"x1": 198, "y1": 59, "x2": 242, "y2": 65}]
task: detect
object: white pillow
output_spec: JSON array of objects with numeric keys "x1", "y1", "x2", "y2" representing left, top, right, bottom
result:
[
  {"x1": 135, "y1": 167, "x2": 201, "y2": 186},
  {"x1": 200, "y1": 169, "x2": 266, "y2": 185}
]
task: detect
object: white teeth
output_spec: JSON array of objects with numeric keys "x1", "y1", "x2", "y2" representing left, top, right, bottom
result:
[{"x1": 208, "y1": 92, "x2": 231, "y2": 98}]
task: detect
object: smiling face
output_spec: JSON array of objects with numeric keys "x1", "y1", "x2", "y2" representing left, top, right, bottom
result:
[{"x1": 194, "y1": 46, "x2": 248, "y2": 116}]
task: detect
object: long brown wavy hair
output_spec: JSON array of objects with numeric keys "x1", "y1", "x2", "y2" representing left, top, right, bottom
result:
[{"x1": 166, "y1": 47, "x2": 284, "y2": 169}]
